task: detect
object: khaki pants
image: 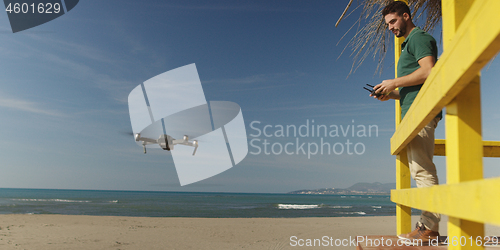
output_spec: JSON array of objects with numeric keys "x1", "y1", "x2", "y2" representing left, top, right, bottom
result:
[{"x1": 407, "y1": 116, "x2": 441, "y2": 232}]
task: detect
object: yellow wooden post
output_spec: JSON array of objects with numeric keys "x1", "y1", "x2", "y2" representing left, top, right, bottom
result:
[
  {"x1": 442, "y1": 0, "x2": 484, "y2": 249},
  {"x1": 394, "y1": 0, "x2": 412, "y2": 236},
  {"x1": 395, "y1": 148, "x2": 411, "y2": 235}
]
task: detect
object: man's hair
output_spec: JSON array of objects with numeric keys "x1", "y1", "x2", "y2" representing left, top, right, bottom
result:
[{"x1": 382, "y1": 1, "x2": 411, "y2": 19}]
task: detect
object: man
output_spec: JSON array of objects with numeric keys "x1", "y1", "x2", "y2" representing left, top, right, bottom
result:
[{"x1": 371, "y1": 1, "x2": 442, "y2": 243}]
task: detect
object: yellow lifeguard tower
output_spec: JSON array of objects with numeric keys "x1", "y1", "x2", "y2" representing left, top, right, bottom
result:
[{"x1": 358, "y1": 0, "x2": 500, "y2": 249}]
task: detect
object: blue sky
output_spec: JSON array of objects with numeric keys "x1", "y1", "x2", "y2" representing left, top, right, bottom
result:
[{"x1": 0, "y1": 0, "x2": 499, "y2": 193}]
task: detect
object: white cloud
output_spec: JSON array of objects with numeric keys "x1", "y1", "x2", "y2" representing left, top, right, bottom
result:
[
  {"x1": 0, "y1": 92, "x2": 65, "y2": 117},
  {"x1": 203, "y1": 72, "x2": 306, "y2": 85}
]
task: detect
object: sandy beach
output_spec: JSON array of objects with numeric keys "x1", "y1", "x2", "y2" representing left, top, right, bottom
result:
[{"x1": 0, "y1": 215, "x2": 498, "y2": 250}]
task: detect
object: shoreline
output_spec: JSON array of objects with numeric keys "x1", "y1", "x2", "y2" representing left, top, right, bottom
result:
[{"x1": 1, "y1": 214, "x2": 499, "y2": 249}]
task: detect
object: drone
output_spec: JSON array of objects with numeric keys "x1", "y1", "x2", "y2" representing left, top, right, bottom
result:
[{"x1": 134, "y1": 133, "x2": 198, "y2": 155}]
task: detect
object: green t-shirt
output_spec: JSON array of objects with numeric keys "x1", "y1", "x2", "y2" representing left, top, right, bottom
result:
[{"x1": 397, "y1": 27, "x2": 442, "y2": 119}]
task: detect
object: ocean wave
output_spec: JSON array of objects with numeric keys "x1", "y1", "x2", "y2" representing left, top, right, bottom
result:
[
  {"x1": 109, "y1": 200, "x2": 119, "y2": 203},
  {"x1": 338, "y1": 211, "x2": 366, "y2": 215},
  {"x1": 371, "y1": 206, "x2": 382, "y2": 209},
  {"x1": 330, "y1": 206, "x2": 352, "y2": 209},
  {"x1": 278, "y1": 204, "x2": 319, "y2": 209},
  {"x1": 12, "y1": 199, "x2": 91, "y2": 203}
]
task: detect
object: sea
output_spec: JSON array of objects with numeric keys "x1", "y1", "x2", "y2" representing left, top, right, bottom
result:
[{"x1": 0, "y1": 188, "x2": 410, "y2": 218}]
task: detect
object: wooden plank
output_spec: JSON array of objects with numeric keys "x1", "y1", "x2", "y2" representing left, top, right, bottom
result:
[
  {"x1": 445, "y1": 75, "x2": 484, "y2": 250},
  {"x1": 393, "y1": 0, "x2": 411, "y2": 236},
  {"x1": 395, "y1": 150, "x2": 411, "y2": 235},
  {"x1": 434, "y1": 140, "x2": 500, "y2": 157},
  {"x1": 434, "y1": 139, "x2": 446, "y2": 156},
  {"x1": 391, "y1": 177, "x2": 500, "y2": 227}
]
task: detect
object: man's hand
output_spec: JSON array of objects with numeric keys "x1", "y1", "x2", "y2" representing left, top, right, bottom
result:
[
  {"x1": 370, "y1": 89, "x2": 400, "y2": 101},
  {"x1": 373, "y1": 79, "x2": 397, "y2": 96},
  {"x1": 370, "y1": 93, "x2": 390, "y2": 101}
]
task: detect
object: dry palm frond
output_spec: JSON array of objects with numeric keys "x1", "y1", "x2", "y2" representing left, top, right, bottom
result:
[
  {"x1": 337, "y1": 0, "x2": 441, "y2": 76},
  {"x1": 336, "y1": 0, "x2": 354, "y2": 27}
]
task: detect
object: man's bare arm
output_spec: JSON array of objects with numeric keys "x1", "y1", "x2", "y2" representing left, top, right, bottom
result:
[{"x1": 373, "y1": 55, "x2": 435, "y2": 95}]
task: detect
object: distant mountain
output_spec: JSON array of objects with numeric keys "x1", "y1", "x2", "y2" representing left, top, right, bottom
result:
[
  {"x1": 347, "y1": 182, "x2": 395, "y2": 193},
  {"x1": 287, "y1": 182, "x2": 395, "y2": 195}
]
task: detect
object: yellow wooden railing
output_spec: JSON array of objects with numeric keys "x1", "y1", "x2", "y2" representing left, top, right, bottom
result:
[{"x1": 391, "y1": 0, "x2": 500, "y2": 249}]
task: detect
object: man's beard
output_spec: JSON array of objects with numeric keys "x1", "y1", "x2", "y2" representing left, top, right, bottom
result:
[{"x1": 396, "y1": 22, "x2": 407, "y2": 37}]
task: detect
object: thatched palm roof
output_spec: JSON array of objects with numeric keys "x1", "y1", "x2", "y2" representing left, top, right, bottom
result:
[{"x1": 337, "y1": 0, "x2": 441, "y2": 75}]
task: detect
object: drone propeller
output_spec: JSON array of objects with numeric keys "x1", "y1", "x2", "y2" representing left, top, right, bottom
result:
[{"x1": 120, "y1": 131, "x2": 134, "y2": 136}]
